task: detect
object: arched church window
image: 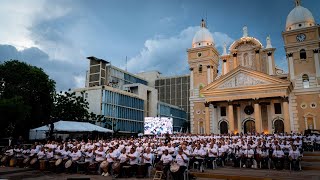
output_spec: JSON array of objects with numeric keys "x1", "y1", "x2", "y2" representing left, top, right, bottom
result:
[
  {"x1": 243, "y1": 53, "x2": 249, "y2": 66},
  {"x1": 302, "y1": 74, "x2": 309, "y2": 88},
  {"x1": 300, "y1": 49, "x2": 306, "y2": 60},
  {"x1": 199, "y1": 64, "x2": 203, "y2": 73}
]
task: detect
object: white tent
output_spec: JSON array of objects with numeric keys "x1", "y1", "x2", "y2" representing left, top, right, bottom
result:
[{"x1": 29, "y1": 120, "x2": 113, "y2": 140}]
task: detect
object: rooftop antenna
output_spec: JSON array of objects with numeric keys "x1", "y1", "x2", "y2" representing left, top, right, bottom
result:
[
  {"x1": 205, "y1": 11, "x2": 208, "y2": 28},
  {"x1": 125, "y1": 56, "x2": 128, "y2": 71}
]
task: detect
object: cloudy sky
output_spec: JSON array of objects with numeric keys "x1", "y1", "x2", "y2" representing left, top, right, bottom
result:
[{"x1": 0, "y1": 0, "x2": 319, "y2": 91}]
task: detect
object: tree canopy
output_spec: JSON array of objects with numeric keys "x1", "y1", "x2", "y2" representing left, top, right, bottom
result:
[{"x1": 0, "y1": 60, "x2": 55, "y2": 137}]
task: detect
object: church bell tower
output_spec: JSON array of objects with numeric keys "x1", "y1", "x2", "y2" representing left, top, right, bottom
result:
[{"x1": 188, "y1": 19, "x2": 220, "y2": 134}]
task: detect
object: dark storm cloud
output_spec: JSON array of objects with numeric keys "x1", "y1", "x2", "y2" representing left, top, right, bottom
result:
[{"x1": 0, "y1": 45, "x2": 86, "y2": 91}]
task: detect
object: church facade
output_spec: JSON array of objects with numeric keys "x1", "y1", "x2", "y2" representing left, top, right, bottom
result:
[{"x1": 189, "y1": 0, "x2": 320, "y2": 134}]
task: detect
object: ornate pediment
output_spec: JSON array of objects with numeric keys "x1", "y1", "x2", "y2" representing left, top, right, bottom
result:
[{"x1": 217, "y1": 72, "x2": 270, "y2": 89}]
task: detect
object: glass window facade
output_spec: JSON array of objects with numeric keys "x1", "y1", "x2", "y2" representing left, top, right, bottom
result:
[
  {"x1": 102, "y1": 90, "x2": 144, "y2": 133},
  {"x1": 109, "y1": 67, "x2": 148, "y2": 89},
  {"x1": 155, "y1": 76, "x2": 190, "y2": 122},
  {"x1": 158, "y1": 102, "x2": 187, "y2": 132}
]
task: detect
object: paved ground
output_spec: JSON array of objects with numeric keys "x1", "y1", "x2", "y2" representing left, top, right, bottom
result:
[{"x1": 1, "y1": 167, "x2": 320, "y2": 180}]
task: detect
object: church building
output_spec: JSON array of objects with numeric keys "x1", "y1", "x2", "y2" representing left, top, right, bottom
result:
[{"x1": 189, "y1": 0, "x2": 320, "y2": 134}]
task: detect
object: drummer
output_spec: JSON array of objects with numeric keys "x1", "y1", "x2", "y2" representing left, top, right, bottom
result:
[
  {"x1": 141, "y1": 147, "x2": 153, "y2": 177},
  {"x1": 68, "y1": 147, "x2": 82, "y2": 173},
  {"x1": 127, "y1": 147, "x2": 139, "y2": 177},
  {"x1": 172, "y1": 148, "x2": 189, "y2": 180},
  {"x1": 37, "y1": 148, "x2": 46, "y2": 160},
  {"x1": 105, "y1": 147, "x2": 118, "y2": 176},
  {"x1": 289, "y1": 145, "x2": 301, "y2": 171},
  {"x1": 160, "y1": 149, "x2": 173, "y2": 179}
]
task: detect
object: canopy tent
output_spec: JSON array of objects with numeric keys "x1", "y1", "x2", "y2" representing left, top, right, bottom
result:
[{"x1": 29, "y1": 120, "x2": 113, "y2": 140}]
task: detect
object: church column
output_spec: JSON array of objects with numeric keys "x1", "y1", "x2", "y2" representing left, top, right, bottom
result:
[
  {"x1": 207, "y1": 65, "x2": 211, "y2": 84},
  {"x1": 237, "y1": 104, "x2": 241, "y2": 134},
  {"x1": 287, "y1": 53, "x2": 294, "y2": 81},
  {"x1": 282, "y1": 97, "x2": 291, "y2": 133},
  {"x1": 233, "y1": 53, "x2": 237, "y2": 69},
  {"x1": 313, "y1": 49, "x2": 320, "y2": 78},
  {"x1": 205, "y1": 102, "x2": 210, "y2": 134},
  {"x1": 254, "y1": 100, "x2": 262, "y2": 133},
  {"x1": 213, "y1": 105, "x2": 218, "y2": 134},
  {"x1": 267, "y1": 52, "x2": 274, "y2": 75},
  {"x1": 223, "y1": 60, "x2": 227, "y2": 75},
  {"x1": 228, "y1": 101, "x2": 235, "y2": 133},
  {"x1": 255, "y1": 50, "x2": 261, "y2": 71},
  {"x1": 190, "y1": 68, "x2": 194, "y2": 96}
]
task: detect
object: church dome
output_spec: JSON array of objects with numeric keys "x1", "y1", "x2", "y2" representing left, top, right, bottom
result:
[
  {"x1": 192, "y1": 19, "x2": 214, "y2": 48},
  {"x1": 286, "y1": 0, "x2": 315, "y2": 31}
]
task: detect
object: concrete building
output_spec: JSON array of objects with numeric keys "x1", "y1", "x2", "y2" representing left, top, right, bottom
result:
[
  {"x1": 158, "y1": 101, "x2": 187, "y2": 132},
  {"x1": 74, "y1": 85, "x2": 145, "y2": 133},
  {"x1": 74, "y1": 57, "x2": 188, "y2": 133},
  {"x1": 136, "y1": 72, "x2": 191, "y2": 123},
  {"x1": 189, "y1": 1, "x2": 320, "y2": 134}
]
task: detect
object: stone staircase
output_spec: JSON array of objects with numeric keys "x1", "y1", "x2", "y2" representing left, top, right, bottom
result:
[{"x1": 301, "y1": 151, "x2": 320, "y2": 170}]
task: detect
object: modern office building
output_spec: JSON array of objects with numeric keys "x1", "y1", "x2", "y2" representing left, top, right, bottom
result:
[
  {"x1": 74, "y1": 56, "x2": 188, "y2": 133},
  {"x1": 85, "y1": 56, "x2": 148, "y2": 89},
  {"x1": 74, "y1": 85, "x2": 145, "y2": 133},
  {"x1": 157, "y1": 101, "x2": 188, "y2": 132},
  {"x1": 137, "y1": 72, "x2": 191, "y2": 123}
]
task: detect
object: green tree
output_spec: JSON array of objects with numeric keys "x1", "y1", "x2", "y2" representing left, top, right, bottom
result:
[{"x1": 0, "y1": 60, "x2": 55, "y2": 138}]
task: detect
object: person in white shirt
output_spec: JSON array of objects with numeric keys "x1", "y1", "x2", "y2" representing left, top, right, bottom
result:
[
  {"x1": 46, "y1": 148, "x2": 54, "y2": 160},
  {"x1": 206, "y1": 143, "x2": 217, "y2": 169},
  {"x1": 84, "y1": 149, "x2": 94, "y2": 163},
  {"x1": 37, "y1": 148, "x2": 46, "y2": 160},
  {"x1": 141, "y1": 148, "x2": 154, "y2": 177},
  {"x1": 272, "y1": 145, "x2": 285, "y2": 170},
  {"x1": 289, "y1": 145, "x2": 301, "y2": 171},
  {"x1": 241, "y1": 145, "x2": 254, "y2": 168},
  {"x1": 126, "y1": 148, "x2": 139, "y2": 177},
  {"x1": 94, "y1": 147, "x2": 106, "y2": 162},
  {"x1": 172, "y1": 148, "x2": 189, "y2": 180},
  {"x1": 105, "y1": 147, "x2": 118, "y2": 176},
  {"x1": 160, "y1": 149, "x2": 173, "y2": 179}
]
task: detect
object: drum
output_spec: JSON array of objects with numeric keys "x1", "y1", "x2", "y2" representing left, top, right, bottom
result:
[
  {"x1": 99, "y1": 161, "x2": 109, "y2": 172},
  {"x1": 65, "y1": 160, "x2": 73, "y2": 169},
  {"x1": 1, "y1": 155, "x2": 8, "y2": 163},
  {"x1": 155, "y1": 162, "x2": 163, "y2": 171},
  {"x1": 88, "y1": 162, "x2": 98, "y2": 172},
  {"x1": 49, "y1": 160, "x2": 56, "y2": 171},
  {"x1": 112, "y1": 161, "x2": 121, "y2": 175},
  {"x1": 136, "y1": 163, "x2": 146, "y2": 178},
  {"x1": 16, "y1": 158, "x2": 24, "y2": 168},
  {"x1": 9, "y1": 157, "x2": 17, "y2": 167},
  {"x1": 170, "y1": 162, "x2": 180, "y2": 173},
  {"x1": 55, "y1": 159, "x2": 62, "y2": 166},
  {"x1": 30, "y1": 158, "x2": 38, "y2": 165},
  {"x1": 39, "y1": 160, "x2": 47, "y2": 171},
  {"x1": 23, "y1": 157, "x2": 30, "y2": 164}
]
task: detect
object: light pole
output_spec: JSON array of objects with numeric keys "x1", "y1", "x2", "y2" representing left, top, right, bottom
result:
[
  {"x1": 112, "y1": 106, "x2": 115, "y2": 131},
  {"x1": 0, "y1": 78, "x2": 5, "y2": 99}
]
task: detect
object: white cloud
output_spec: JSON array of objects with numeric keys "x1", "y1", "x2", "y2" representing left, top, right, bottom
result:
[
  {"x1": 127, "y1": 26, "x2": 234, "y2": 75},
  {"x1": 73, "y1": 75, "x2": 86, "y2": 89}
]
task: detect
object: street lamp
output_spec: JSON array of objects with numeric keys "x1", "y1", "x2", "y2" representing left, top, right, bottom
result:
[{"x1": 0, "y1": 78, "x2": 5, "y2": 99}]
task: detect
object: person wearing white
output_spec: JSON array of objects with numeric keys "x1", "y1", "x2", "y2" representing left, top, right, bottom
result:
[
  {"x1": 289, "y1": 145, "x2": 301, "y2": 171},
  {"x1": 160, "y1": 149, "x2": 173, "y2": 179},
  {"x1": 172, "y1": 148, "x2": 189, "y2": 180}
]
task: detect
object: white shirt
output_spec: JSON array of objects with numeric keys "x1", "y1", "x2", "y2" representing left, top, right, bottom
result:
[
  {"x1": 118, "y1": 153, "x2": 127, "y2": 163},
  {"x1": 175, "y1": 154, "x2": 188, "y2": 167},
  {"x1": 37, "y1": 151, "x2": 46, "y2": 159},
  {"x1": 106, "y1": 151, "x2": 118, "y2": 163},
  {"x1": 273, "y1": 150, "x2": 284, "y2": 158},
  {"x1": 95, "y1": 150, "x2": 106, "y2": 162},
  {"x1": 70, "y1": 151, "x2": 81, "y2": 161},
  {"x1": 243, "y1": 149, "x2": 254, "y2": 158},
  {"x1": 160, "y1": 154, "x2": 173, "y2": 164},
  {"x1": 289, "y1": 150, "x2": 301, "y2": 160},
  {"x1": 128, "y1": 151, "x2": 139, "y2": 165},
  {"x1": 84, "y1": 151, "x2": 94, "y2": 162},
  {"x1": 142, "y1": 153, "x2": 153, "y2": 164}
]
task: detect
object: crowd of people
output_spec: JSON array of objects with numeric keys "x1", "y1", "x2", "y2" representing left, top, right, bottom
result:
[{"x1": 1, "y1": 132, "x2": 319, "y2": 179}]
